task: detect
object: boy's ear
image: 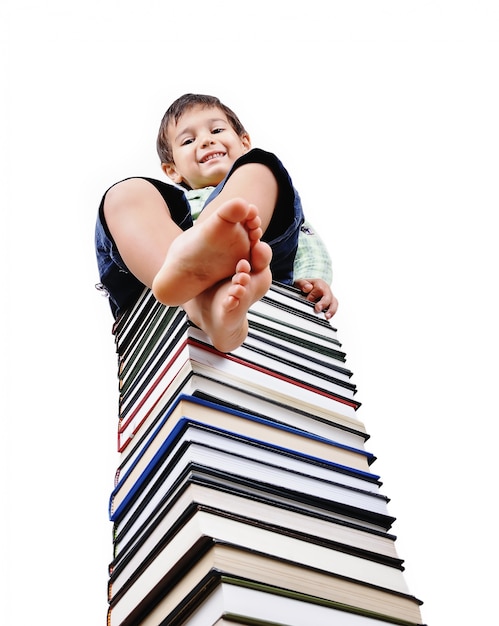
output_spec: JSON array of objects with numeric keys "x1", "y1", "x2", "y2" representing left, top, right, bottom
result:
[
  {"x1": 241, "y1": 132, "x2": 251, "y2": 151},
  {"x1": 161, "y1": 162, "x2": 183, "y2": 184}
]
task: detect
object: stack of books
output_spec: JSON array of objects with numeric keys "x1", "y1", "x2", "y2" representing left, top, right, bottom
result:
[{"x1": 106, "y1": 283, "x2": 425, "y2": 626}]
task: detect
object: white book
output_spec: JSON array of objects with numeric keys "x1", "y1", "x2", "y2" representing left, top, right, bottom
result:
[
  {"x1": 247, "y1": 305, "x2": 344, "y2": 354},
  {"x1": 118, "y1": 303, "x2": 184, "y2": 376},
  {"x1": 113, "y1": 395, "x2": 376, "y2": 511},
  {"x1": 112, "y1": 476, "x2": 399, "y2": 568},
  {"x1": 114, "y1": 282, "x2": 336, "y2": 344},
  {"x1": 117, "y1": 342, "x2": 192, "y2": 450},
  {"x1": 118, "y1": 362, "x2": 368, "y2": 464},
  {"x1": 114, "y1": 285, "x2": 340, "y2": 375},
  {"x1": 112, "y1": 288, "x2": 159, "y2": 346},
  {"x1": 260, "y1": 281, "x2": 334, "y2": 318},
  {"x1": 117, "y1": 339, "x2": 361, "y2": 452},
  {"x1": 187, "y1": 327, "x2": 356, "y2": 399},
  {"x1": 107, "y1": 510, "x2": 411, "y2": 626},
  {"x1": 109, "y1": 471, "x2": 401, "y2": 602},
  {"x1": 119, "y1": 318, "x2": 189, "y2": 418},
  {"x1": 135, "y1": 543, "x2": 422, "y2": 626},
  {"x1": 186, "y1": 340, "x2": 358, "y2": 415},
  {"x1": 114, "y1": 464, "x2": 393, "y2": 567},
  {"x1": 184, "y1": 580, "x2": 420, "y2": 626},
  {"x1": 111, "y1": 421, "x2": 391, "y2": 540},
  {"x1": 242, "y1": 329, "x2": 352, "y2": 382}
]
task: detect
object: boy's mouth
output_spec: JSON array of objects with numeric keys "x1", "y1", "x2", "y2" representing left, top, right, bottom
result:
[{"x1": 200, "y1": 151, "x2": 225, "y2": 163}]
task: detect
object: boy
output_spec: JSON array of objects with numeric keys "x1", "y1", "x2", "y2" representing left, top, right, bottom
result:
[{"x1": 95, "y1": 94, "x2": 338, "y2": 352}]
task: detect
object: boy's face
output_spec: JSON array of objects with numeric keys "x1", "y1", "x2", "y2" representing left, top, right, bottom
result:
[{"x1": 163, "y1": 104, "x2": 251, "y2": 189}]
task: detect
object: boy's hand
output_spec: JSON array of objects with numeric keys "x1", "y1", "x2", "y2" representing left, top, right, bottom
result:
[{"x1": 293, "y1": 278, "x2": 338, "y2": 320}]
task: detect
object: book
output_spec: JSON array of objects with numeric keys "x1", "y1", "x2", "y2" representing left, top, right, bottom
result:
[
  {"x1": 119, "y1": 317, "x2": 190, "y2": 418},
  {"x1": 112, "y1": 470, "x2": 398, "y2": 566},
  {"x1": 110, "y1": 411, "x2": 386, "y2": 527},
  {"x1": 117, "y1": 338, "x2": 361, "y2": 451},
  {"x1": 112, "y1": 282, "x2": 338, "y2": 360},
  {"x1": 115, "y1": 283, "x2": 352, "y2": 397},
  {"x1": 135, "y1": 545, "x2": 424, "y2": 626},
  {"x1": 188, "y1": 329, "x2": 357, "y2": 398},
  {"x1": 113, "y1": 464, "x2": 395, "y2": 570},
  {"x1": 247, "y1": 309, "x2": 344, "y2": 357},
  {"x1": 113, "y1": 464, "x2": 394, "y2": 567},
  {"x1": 107, "y1": 509, "x2": 414, "y2": 626},
  {"x1": 260, "y1": 280, "x2": 336, "y2": 319},
  {"x1": 187, "y1": 339, "x2": 360, "y2": 412},
  {"x1": 113, "y1": 281, "x2": 336, "y2": 343},
  {"x1": 242, "y1": 327, "x2": 352, "y2": 381},
  {"x1": 106, "y1": 283, "x2": 425, "y2": 626},
  {"x1": 181, "y1": 577, "x2": 424, "y2": 626},
  {"x1": 117, "y1": 339, "x2": 193, "y2": 449},
  {"x1": 119, "y1": 306, "x2": 186, "y2": 394},
  {"x1": 111, "y1": 395, "x2": 375, "y2": 512},
  {"x1": 249, "y1": 291, "x2": 341, "y2": 337},
  {"x1": 118, "y1": 362, "x2": 368, "y2": 463},
  {"x1": 110, "y1": 467, "x2": 399, "y2": 593},
  {"x1": 109, "y1": 496, "x2": 403, "y2": 605},
  {"x1": 115, "y1": 575, "x2": 423, "y2": 626},
  {"x1": 112, "y1": 288, "x2": 163, "y2": 351}
]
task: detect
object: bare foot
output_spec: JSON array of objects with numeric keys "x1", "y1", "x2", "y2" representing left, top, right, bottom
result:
[
  {"x1": 152, "y1": 198, "x2": 262, "y2": 306},
  {"x1": 184, "y1": 245, "x2": 272, "y2": 353}
]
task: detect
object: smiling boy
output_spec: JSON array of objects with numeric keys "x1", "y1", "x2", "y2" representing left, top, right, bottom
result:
[{"x1": 95, "y1": 94, "x2": 337, "y2": 352}]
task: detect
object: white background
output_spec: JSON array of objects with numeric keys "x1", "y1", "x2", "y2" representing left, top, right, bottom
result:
[{"x1": 3, "y1": 2, "x2": 498, "y2": 624}]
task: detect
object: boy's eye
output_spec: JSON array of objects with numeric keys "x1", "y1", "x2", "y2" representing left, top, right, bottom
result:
[
  {"x1": 212, "y1": 128, "x2": 224, "y2": 134},
  {"x1": 181, "y1": 137, "x2": 194, "y2": 146}
]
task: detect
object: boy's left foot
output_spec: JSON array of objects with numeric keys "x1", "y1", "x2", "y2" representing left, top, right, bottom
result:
[{"x1": 184, "y1": 244, "x2": 272, "y2": 353}]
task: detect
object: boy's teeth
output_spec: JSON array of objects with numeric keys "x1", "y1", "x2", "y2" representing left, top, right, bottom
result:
[{"x1": 204, "y1": 153, "x2": 223, "y2": 162}]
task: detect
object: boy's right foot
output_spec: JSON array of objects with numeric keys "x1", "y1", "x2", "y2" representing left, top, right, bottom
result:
[
  {"x1": 152, "y1": 198, "x2": 262, "y2": 306},
  {"x1": 184, "y1": 244, "x2": 273, "y2": 353}
]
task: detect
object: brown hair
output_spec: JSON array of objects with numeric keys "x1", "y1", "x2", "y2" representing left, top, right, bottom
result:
[{"x1": 156, "y1": 93, "x2": 247, "y2": 164}]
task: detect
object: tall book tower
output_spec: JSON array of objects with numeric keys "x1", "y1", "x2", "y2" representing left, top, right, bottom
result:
[{"x1": 106, "y1": 283, "x2": 425, "y2": 626}]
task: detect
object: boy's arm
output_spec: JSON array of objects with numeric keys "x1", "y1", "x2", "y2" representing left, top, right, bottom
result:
[{"x1": 293, "y1": 220, "x2": 338, "y2": 319}]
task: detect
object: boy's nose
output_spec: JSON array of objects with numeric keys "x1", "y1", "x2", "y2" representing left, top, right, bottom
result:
[{"x1": 200, "y1": 134, "x2": 215, "y2": 148}]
